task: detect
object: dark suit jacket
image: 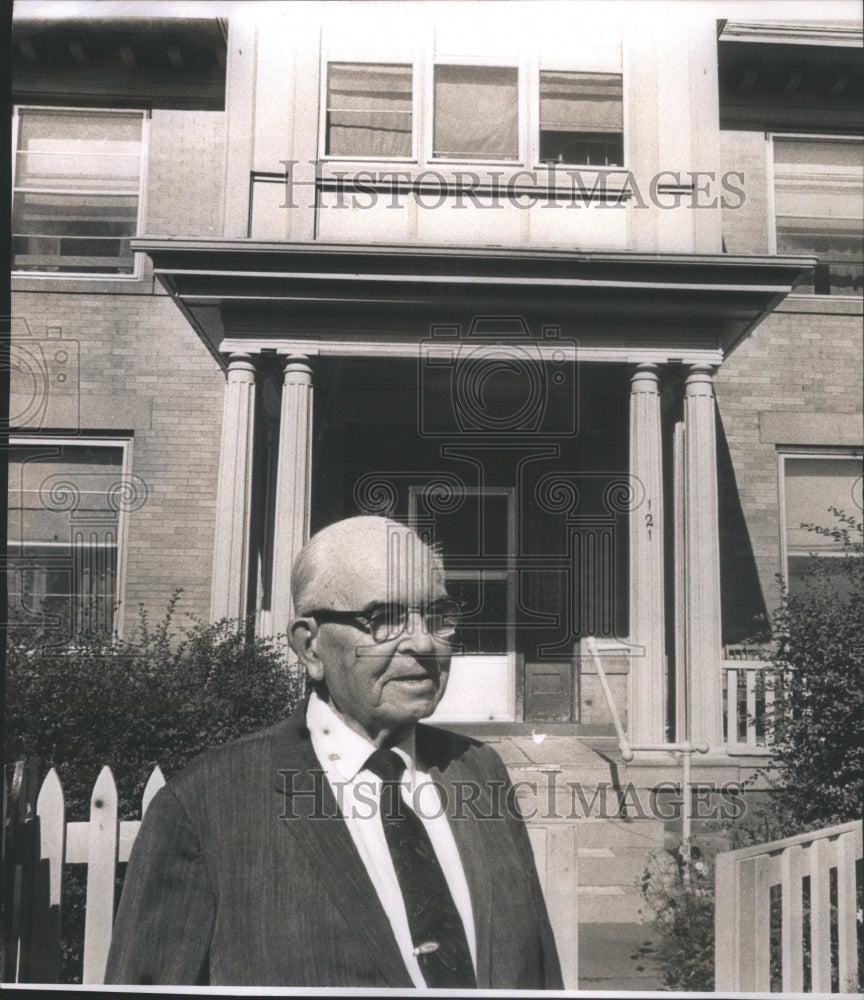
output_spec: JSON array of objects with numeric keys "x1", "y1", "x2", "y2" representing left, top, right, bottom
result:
[{"x1": 105, "y1": 702, "x2": 563, "y2": 988}]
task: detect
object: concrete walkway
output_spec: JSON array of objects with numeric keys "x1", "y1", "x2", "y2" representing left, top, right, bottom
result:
[{"x1": 577, "y1": 922, "x2": 664, "y2": 992}]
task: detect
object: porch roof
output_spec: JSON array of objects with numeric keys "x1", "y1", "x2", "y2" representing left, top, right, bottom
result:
[{"x1": 134, "y1": 238, "x2": 816, "y2": 369}]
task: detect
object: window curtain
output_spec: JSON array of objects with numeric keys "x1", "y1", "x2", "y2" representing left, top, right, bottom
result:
[
  {"x1": 327, "y1": 63, "x2": 413, "y2": 157},
  {"x1": 774, "y1": 138, "x2": 863, "y2": 294},
  {"x1": 433, "y1": 65, "x2": 518, "y2": 159},
  {"x1": 539, "y1": 71, "x2": 623, "y2": 132}
]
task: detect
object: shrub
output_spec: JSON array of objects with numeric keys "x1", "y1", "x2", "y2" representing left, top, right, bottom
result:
[
  {"x1": 759, "y1": 508, "x2": 864, "y2": 832},
  {"x1": 4, "y1": 591, "x2": 306, "y2": 982},
  {"x1": 640, "y1": 844, "x2": 715, "y2": 991}
]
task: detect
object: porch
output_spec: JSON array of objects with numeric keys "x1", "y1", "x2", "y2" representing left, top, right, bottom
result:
[{"x1": 137, "y1": 238, "x2": 813, "y2": 755}]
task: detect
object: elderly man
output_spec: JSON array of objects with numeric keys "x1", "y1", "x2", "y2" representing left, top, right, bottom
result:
[{"x1": 106, "y1": 516, "x2": 562, "y2": 988}]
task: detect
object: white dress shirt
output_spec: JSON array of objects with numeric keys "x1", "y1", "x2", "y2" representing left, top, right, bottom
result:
[{"x1": 306, "y1": 691, "x2": 477, "y2": 987}]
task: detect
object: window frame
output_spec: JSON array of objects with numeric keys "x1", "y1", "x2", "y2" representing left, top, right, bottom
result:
[
  {"x1": 767, "y1": 131, "x2": 864, "y2": 298},
  {"x1": 11, "y1": 105, "x2": 149, "y2": 281},
  {"x1": 318, "y1": 59, "x2": 420, "y2": 163},
  {"x1": 533, "y1": 67, "x2": 627, "y2": 170},
  {"x1": 7, "y1": 435, "x2": 134, "y2": 638},
  {"x1": 427, "y1": 55, "x2": 524, "y2": 165},
  {"x1": 777, "y1": 447, "x2": 864, "y2": 589}
]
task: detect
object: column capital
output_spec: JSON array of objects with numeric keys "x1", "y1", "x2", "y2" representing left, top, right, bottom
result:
[
  {"x1": 224, "y1": 353, "x2": 257, "y2": 380},
  {"x1": 684, "y1": 363, "x2": 717, "y2": 396},
  {"x1": 282, "y1": 354, "x2": 313, "y2": 384},
  {"x1": 630, "y1": 362, "x2": 661, "y2": 391}
]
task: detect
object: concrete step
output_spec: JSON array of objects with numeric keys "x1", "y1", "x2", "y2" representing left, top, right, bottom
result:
[{"x1": 577, "y1": 846, "x2": 657, "y2": 887}]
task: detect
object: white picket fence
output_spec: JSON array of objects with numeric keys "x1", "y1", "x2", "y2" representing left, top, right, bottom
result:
[
  {"x1": 21, "y1": 764, "x2": 165, "y2": 984},
  {"x1": 714, "y1": 820, "x2": 863, "y2": 993}
]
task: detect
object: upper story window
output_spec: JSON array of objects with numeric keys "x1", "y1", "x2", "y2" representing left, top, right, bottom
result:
[
  {"x1": 319, "y1": 55, "x2": 627, "y2": 170},
  {"x1": 12, "y1": 107, "x2": 146, "y2": 277},
  {"x1": 432, "y1": 64, "x2": 519, "y2": 161},
  {"x1": 772, "y1": 135, "x2": 863, "y2": 296},
  {"x1": 325, "y1": 63, "x2": 413, "y2": 158},
  {"x1": 538, "y1": 71, "x2": 623, "y2": 166}
]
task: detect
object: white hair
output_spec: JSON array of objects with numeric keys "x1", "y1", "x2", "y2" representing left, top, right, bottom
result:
[{"x1": 290, "y1": 515, "x2": 443, "y2": 615}]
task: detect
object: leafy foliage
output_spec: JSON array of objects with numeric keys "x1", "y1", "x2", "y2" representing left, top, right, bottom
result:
[
  {"x1": 5, "y1": 591, "x2": 305, "y2": 983},
  {"x1": 640, "y1": 845, "x2": 715, "y2": 991},
  {"x1": 759, "y1": 508, "x2": 864, "y2": 832},
  {"x1": 6, "y1": 590, "x2": 305, "y2": 819}
]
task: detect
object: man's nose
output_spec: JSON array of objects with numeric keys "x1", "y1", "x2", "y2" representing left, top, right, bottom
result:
[{"x1": 398, "y1": 610, "x2": 439, "y2": 651}]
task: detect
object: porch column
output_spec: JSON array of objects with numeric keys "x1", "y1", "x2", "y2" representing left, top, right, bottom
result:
[
  {"x1": 683, "y1": 364, "x2": 723, "y2": 748},
  {"x1": 210, "y1": 353, "x2": 257, "y2": 622},
  {"x1": 628, "y1": 363, "x2": 666, "y2": 745},
  {"x1": 270, "y1": 356, "x2": 314, "y2": 636}
]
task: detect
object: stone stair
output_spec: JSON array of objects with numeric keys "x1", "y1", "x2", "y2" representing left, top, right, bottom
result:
[
  {"x1": 487, "y1": 732, "x2": 671, "y2": 924},
  {"x1": 573, "y1": 816, "x2": 666, "y2": 923}
]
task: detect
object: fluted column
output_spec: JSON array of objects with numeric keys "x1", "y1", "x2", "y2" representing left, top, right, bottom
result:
[
  {"x1": 683, "y1": 364, "x2": 723, "y2": 748},
  {"x1": 628, "y1": 363, "x2": 666, "y2": 744},
  {"x1": 270, "y1": 356, "x2": 314, "y2": 636},
  {"x1": 210, "y1": 354, "x2": 257, "y2": 622}
]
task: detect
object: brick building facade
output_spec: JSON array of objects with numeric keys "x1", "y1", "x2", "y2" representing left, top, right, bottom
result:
[{"x1": 8, "y1": 1, "x2": 863, "y2": 972}]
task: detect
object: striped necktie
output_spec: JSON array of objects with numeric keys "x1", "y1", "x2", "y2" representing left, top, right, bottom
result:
[{"x1": 364, "y1": 747, "x2": 477, "y2": 989}]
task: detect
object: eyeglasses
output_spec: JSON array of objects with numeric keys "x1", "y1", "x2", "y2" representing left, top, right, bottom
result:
[{"x1": 308, "y1": 599, "x2": 462, "y2": 644}]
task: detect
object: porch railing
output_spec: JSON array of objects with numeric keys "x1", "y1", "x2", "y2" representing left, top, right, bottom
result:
[
  {"x1": 715, "y1": 820, "x2": 863, "y2": 993},
  {"x1": 722, "y1": 644, "x2": 774, "y2": 752}
]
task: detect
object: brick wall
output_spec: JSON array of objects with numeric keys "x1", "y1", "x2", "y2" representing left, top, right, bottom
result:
[
  {"x1": 11, "y1": 289, "x2": 225, "y2": 635},
  {"x1": 145, "y1": 110, "x2": 226, "y2": 238},
  {"x1": 715, "y1": 303, "x2": 864, "y2": 635},
  {"x1": 10, "y1": 110, "x2": 229, "y2": 634}
]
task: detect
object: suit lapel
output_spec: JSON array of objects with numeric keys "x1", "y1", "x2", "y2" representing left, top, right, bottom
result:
[
  {"x1": 270, "y1": 707, "x2": 412, "y2": 987},
  {"x1": 420, "y1": 729, "x2": 493, "y2": 990}
]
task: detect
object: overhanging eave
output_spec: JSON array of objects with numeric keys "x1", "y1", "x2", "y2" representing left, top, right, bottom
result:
[{"x1": 132, "y1": 238, "x2": 816, "y2": 367}]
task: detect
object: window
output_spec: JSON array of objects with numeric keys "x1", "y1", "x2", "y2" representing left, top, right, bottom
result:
[
  {"x1": 781, "y1": 453, "x2": 863, "y2": 597},
  {"x1": 7, "y1": 441, "x2": 130, "y2": 641},
  {"x1": 772, "y1": 136, "x2": 864, "y2": 296},
  {"x1": 538, "y1": 71, "x2": 623, "y2": 166},
  {"x1": 433, "y1": 65, "x2": 518, "y2": 160},
  {"x1": 325, "y1": 63, "x2": 413, "y2": 158},
  {"x1": 12, "y1": 107, "x2": 145, "y2": 276}
]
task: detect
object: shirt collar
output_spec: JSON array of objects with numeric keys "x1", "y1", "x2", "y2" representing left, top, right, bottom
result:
[{"x1": 307, "y1": 690, "x2": 417, "y2": 785}]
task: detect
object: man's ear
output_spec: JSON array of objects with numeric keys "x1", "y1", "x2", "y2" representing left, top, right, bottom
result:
[{"x1": 289, "y1": 617, "x2": 324, "y2": 683}]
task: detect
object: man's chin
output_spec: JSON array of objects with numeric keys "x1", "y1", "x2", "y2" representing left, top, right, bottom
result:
[{"x1": 384, "y1": 690, "x2": 446, "y2": 725}]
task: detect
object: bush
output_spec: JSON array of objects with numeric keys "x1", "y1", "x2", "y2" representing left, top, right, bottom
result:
[
  {"x1": 758, "y1": 508, "x2": 864, "y2": 832},
  {"x1": 6, "y1": 591, "x2": 305, "y2": 814},
  {"x1": 4, "y1": 591, "x2": 306, "y2": 982},
  {"x1": 640, "y1": 845, "x2": 715, "y2": 991}
]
